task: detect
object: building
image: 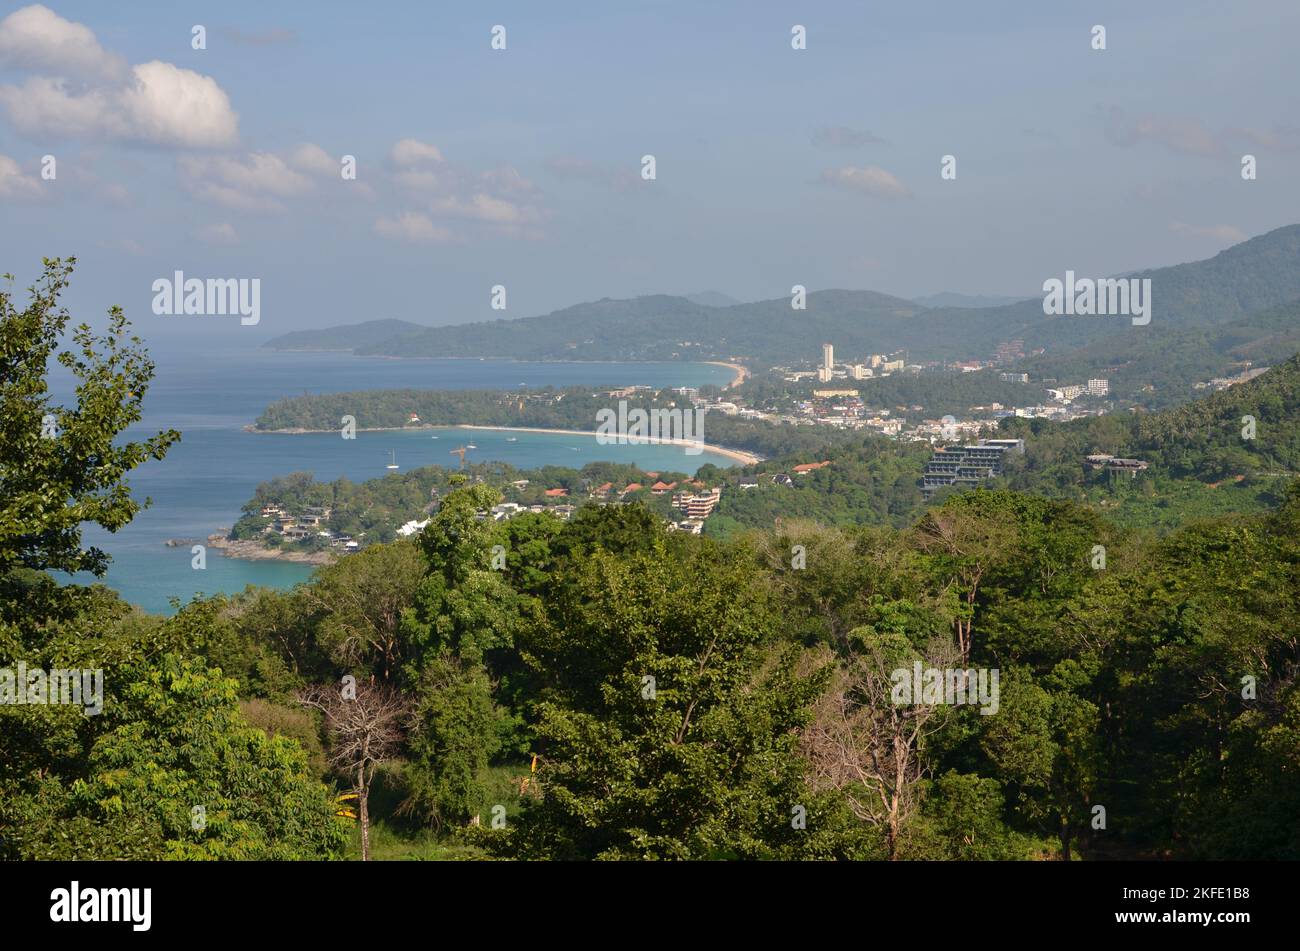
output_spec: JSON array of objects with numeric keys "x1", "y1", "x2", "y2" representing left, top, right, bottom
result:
[
  {"x1": 921, "y1": 438, "x2": 1025, "y2": 497},
  {"x1": 792, "y1": 460, "x2": 831, "y2": 474},
  {"x1": 1084, "y1": 453, "x2": 1148, "y2": 476},
  {"x1": 999, "y1": 372, "x2": 1029, "y2": 383},
  {"x1": 850, "y1": 364, "x2": 872, "y2": 380},
  {"x1": 673, "y1": 487, "x2": 722, "y2": 518},
  {"x1": 1087, "y1": 378, "x2": 1110, "y2": 396}
]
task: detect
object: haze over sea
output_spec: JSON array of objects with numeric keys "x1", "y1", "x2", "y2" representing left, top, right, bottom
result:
[{"x1": 58, "y1": 333, "x2": 735, "y2": 615}]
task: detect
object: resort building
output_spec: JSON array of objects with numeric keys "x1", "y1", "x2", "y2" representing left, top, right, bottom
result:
[{"x1": 921, "y1": 438, "x2": 1025, "y2": 497}]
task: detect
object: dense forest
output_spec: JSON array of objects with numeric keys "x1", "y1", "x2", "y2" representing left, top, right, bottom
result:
[{"x1": 4, "y1": 261, "x2": 1298, "y2": 861}]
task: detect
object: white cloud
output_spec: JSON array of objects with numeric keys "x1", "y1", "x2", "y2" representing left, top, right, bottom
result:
[
  {"x1": 289, "y1": 143, "x2": 337, "y2": 177},
  {"x1": 0, "y1": 76, "x2": 120, "y2": 139},
  {"x1": 0, "y1": 153, "x2": 42, "y2": 199},
  {"x1": 374, "y1": 212, "x2": 453, "y2": 243},
  {"x1": 384, "y1": 139, "x2": 544, "y2": 240},
  {"x1": 0, "y1": 9, "x2": 238, "y2": 148},
  {"x1": 430, "y1": 193, "x2": 533, "y2": 226},
  {"x1": 0, "y1": 4, "x2": 125, "y2": 80},
  {"x1": 118, "y1": 61, "x2": 238, "y2": 148},
  {"x1": 179, "y1": 152, "x2": 310, "y2": 211},
  {"x1": 816, "y1": 166, "x2": 911, "y2": 199},
  {"x1": 391, "y1": 138, "x2": 443, "y2": 167}
]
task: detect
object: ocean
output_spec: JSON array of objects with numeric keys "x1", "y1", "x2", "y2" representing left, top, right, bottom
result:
[{"x1": 57, "y1": 335, "x2": 736, "y2": 615}]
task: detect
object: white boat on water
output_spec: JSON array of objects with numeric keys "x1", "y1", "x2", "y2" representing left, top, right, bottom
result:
[
  {"x1": 386, "y1": 450, "x2": 399, "y2": 470},
  {"x1": 506, "y1": 436, "x2": 517, "y2": 442}
]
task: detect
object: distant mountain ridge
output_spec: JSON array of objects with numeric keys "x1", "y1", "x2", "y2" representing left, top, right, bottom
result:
[
  {"x1": 263, "y1": 224, "x2": 1300, "y2": 368},
  {"x1": 911, "y1": 292, "x2": 1031, "y2": 309},
  {"x1": 266, "y1": 318, "x2": 428, "y2": 352},
  {"x1": 685, "y1": 291, "x2": 744, "y2": 307}
]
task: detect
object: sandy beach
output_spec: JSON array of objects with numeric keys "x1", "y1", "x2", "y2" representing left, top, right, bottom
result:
[
  {"x1": 250, "y1": 421, "x2": 763, "y2": 465},
  {"x1": 705, "y1": 361, "x2": 749, "y2": 389},
  {"x1": 454, "y1": 424, "x2": 763, "y2": 465}
]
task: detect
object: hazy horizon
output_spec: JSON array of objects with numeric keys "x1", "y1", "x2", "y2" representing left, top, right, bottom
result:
[{"x1": 3, "y1": 0, "x2": 1298, "y2": 340}]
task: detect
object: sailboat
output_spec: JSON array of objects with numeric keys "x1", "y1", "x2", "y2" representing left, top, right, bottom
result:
[{"x1": 386, "y1": 450, "x2": 399, "y2": 470}]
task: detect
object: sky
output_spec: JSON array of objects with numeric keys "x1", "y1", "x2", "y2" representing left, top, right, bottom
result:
[{"x1": 1, "y1": 0, "x2": 1297, "y2": 343}]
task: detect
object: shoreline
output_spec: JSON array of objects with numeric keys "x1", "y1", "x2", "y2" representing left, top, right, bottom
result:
[
  {"x1": 704, "y1": 361, "x2": 749, "y2": 389},
  {"x1": 452, "y1": 424, "x2": 762, "y2": 465},
  {"x1": 247, "y1": 422, "x2": 763, "y2": 465},
  {"x1": 206, "y1": 532, "x2": 336, "y2": 566}
]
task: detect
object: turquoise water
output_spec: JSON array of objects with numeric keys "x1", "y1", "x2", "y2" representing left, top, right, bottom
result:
[{"x1": 61, "y1": 336, "x2": 734, "y2": 614}]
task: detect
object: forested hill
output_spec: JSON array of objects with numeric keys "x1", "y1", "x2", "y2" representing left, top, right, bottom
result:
[
  {"x1": 1018, "y1": 296, "x2": 1300, "y2": 409},
  {"x1": 263, "y1": 224, "x2": 1300, "y2": 366}
]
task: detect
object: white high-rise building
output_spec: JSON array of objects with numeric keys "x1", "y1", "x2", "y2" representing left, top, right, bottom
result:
[
  {"x1": 817, "y1": 343, "x2": 835, "y2": 382},
  {"x1": 1087, "y1": 378, "x2": 1110, "y2": 396}
]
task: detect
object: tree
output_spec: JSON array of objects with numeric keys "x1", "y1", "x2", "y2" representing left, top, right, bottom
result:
[
  {"x1": 912, "y1": 498, "x2": 1018, "y2": 660},
  {"x1": 0, "y1": 258, "x2": 178, "y2": 577},
  {"x1": 401, "y1": 653, "x2": 510, "y2": 829},
  {"x1": 305, "y1": 539, "x2": 426, "y2": 682},
  {"x1": 499, "y1": 541, "x2": 828, "y2": 859},
  {"x1": 801, "y1": 631, "x2": 958, "y2": 859},
  {"x1": 979, "y1": 663, "x2": 1101, "y2": 861},
  {"x1": 298, "y1": 681, "x2": 412, "y2": 861},
  {"x1": 7, "y1": 655, "x2": 346, "y2": 860}
]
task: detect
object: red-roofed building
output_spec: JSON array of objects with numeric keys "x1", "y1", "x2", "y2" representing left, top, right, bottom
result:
[
  {"x1": 544, "y1": 488, "x2": 569, "y2": 497},
  {"x1": 792, "y1": 460, "x2": 832, "y2": 474},
  {"x1": 650, "y1": 480, "x2": 678, "y2": 494},
  {"x1": 622, "y1": 483, "x2": 643, "y2": 494}
]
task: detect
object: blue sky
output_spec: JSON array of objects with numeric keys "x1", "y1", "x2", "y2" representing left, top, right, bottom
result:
[{"x1": 1, "y1": 0, "x2": 1297, "y2": 341}]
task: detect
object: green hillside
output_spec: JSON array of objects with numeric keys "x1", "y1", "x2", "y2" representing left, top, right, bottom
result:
[{"x1": 262, "y1": 224, "x2": 1300, "y2": 367}]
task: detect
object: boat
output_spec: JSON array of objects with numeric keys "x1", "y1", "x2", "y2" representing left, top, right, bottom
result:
[
  {"x1": 506, "y1": 436, "x2": 517, "y2": 442},
  {"x1": 386, "y1": 450, "x2": 399, "y2": 470},
  {"x1": 466, "y1": 443, "x2": 478, "y2": 449}
]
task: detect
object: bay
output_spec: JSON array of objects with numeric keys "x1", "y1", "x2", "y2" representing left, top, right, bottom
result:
[{"x1": 62, "y1": 335, "x2": 736, "y2": 615}]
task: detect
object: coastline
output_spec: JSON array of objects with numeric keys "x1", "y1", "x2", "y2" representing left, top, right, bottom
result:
[
  {"x1": 206, "y1": 532, "x2": 336, "y2": 566},
  {"x1": 704, "y1": 361, "x2": 749, "y2": 389},
  {"x1": 247, "y1": 422, "x2": 763, "y2": 466},
  {"x1": 452, "y1": 424, "x2": 763, "y2": 465}
]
